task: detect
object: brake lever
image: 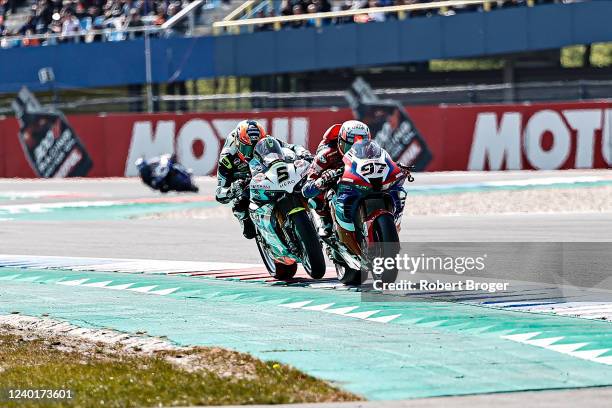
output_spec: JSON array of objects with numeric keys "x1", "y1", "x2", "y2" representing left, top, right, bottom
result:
[{"x1": 399, "y1": 164, "x2": 415, "y2": 183}]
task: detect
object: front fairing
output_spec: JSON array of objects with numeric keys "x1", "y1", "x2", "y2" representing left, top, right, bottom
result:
[
  {"x1": 332, "y1": 142, "x2": 407, "y2": 234},
  {"x1": 341, "y1": 142, "x2": 402, "y2": 190},
  {"x1": 248, "y1": 155, "x2": 310, "y2": 262},
  {"x1": 249, "y1": 160, "x2": 309, "y2": 196}
]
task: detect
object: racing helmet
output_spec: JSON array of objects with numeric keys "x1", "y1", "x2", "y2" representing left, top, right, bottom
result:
[
  {"x1": 236, "y1": 120, "x2": 266, "y2": 160},
  {"x1": 338, "y1": 120, "x2": 371, "y2": 155},
  {"x1": 135, "y1": 157, "x2": 147, "y2": 170}
]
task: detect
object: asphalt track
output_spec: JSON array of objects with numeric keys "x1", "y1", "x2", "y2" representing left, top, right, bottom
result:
[{"x1": 0, "y1": 170, "x2": 611, "y2": 406}]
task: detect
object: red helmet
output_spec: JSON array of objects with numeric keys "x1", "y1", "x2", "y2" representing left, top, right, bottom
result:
[
  {"x1": 338, "y1": 120, "x2": 371, "y2": 155},
  {"x1": 321, "y1": 123, "x2": 342, "y2": 145},
  {"x1": 236, "y1": 120, "x2": 266, "y2": 160}
]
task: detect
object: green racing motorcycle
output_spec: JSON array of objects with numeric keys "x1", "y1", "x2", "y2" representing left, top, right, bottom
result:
[{"x1": 248, "y1": 138, "x2": 326, "y2": 280}]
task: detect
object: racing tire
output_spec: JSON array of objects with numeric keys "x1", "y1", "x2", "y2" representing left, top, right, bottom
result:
[
  {"x1": 371, "y1": 213, "x2": 400, "y2": 284},
  {"x1": 291, "y1": 212, "x2": 326, "y2": 279},
  {"x1": 336, "y1": 262, "x2": 365, "y2": 286},
  {"x1": 256, "y1": 237, "x2": 297, "y2": 280}
]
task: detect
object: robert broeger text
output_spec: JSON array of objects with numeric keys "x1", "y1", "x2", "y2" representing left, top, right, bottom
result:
[{"x1": 373, "y1": 279, "x2": 509, "y2": 293}]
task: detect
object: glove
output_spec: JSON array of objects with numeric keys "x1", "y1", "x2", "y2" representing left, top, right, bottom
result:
[
  {"x1": 229, "y1": 179, "x2": 247, "y2": 199},
  {"x1": 314, "y1": 169, "x2": 340, "y2": 189},
  {"x1": 297, "y1": 150, "x2": 314, "y2": 162}
]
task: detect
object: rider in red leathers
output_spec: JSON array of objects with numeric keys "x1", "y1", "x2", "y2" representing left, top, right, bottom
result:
[
  {"x1": 302, "y1": 120, "x2": 413, "y2": 239},
  {"x1": 302, "y1": 120, "x2": 371, "y2": 237}
]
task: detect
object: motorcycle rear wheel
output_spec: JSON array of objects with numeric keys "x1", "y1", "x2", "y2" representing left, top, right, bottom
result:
[
  {"x1": 256, "y1": 237, "x2": 297, "y2": 280},
  {"x1": 336, "y1": 262, "x2": 365, "y2": 286}
]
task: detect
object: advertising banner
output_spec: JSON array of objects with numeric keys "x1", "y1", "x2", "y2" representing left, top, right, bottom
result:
[
  {"x1": 346, "y1": 78, "x2": 432, "y2": 171},
  {"x1": 11, "y1": 88, "x2": 93, "y2": 178},
  {"x1": 0, "y1": 100, "x2": 611, "y2": 178}
]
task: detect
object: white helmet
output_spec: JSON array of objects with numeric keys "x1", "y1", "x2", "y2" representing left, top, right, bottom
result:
[{"x1": 338, "y1": 120, "x2": 371, "y2": 155}]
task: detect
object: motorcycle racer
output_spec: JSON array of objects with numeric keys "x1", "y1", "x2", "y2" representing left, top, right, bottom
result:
[
  {"x1": 302, "y1": 120, "x2": 413, "y2": 238},
  {"x1": 215, "y1": 119, "x2": 312, "y2": 239},
  {"x1": 136, "y1": 153, "x2": 198, "y2": 193},
  {"x1": 301, "y1": 120, "x2": 371, "y2": 237}
]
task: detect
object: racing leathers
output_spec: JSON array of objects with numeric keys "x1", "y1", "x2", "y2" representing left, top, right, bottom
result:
[
  {"x1": 301, "y1": 124, "x2": 344, "y2": 236},
  {"x1": 302, "y1": 122, "x2": 413, "y2": 238},
  {"x1": 215, "y1": 133, "x2": 312, "y2": 239},
  {"x1": 136, "y1": 154, "x2": 177, "y2": 193}
]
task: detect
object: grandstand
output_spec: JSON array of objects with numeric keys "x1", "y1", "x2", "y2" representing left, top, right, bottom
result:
[{"x1": 0, "y1": 0, "x2": 610, "y2": 113}]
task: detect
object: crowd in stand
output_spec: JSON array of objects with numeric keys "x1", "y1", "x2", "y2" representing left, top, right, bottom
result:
[
  {"x1": 254, "y1": 0, "x2": 583, "y2": 31},
  {"x1": 0, "y1": 0, "x2": 587, "y2": 46},
  {"x1": 0, "y1": 0, "x2": 187, "y2": 47}
]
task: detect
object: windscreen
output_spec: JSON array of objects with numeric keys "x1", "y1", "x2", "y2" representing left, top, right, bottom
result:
[
  {"x1": 351, "y1": 139, "x2": 383, "y2": 160},
  {"x1": 253, "y1": 138, "x2": 285, "y2": 168}
]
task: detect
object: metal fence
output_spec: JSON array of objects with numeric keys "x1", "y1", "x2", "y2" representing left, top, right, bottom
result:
[{"x1": 1, "y1": 79, "x2": 611, "y2": 115}]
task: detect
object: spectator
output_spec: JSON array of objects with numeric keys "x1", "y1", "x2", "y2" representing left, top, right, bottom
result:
[
  {"x1": 166, "y1": 2, "x2": 187, "y2": 34},
  {"x1": 47, "y1": 12, "x2": 62, "y2": 37},
  {"x1": 305, "y1": 3, "x2": 318, "y2": 27},
  {"x1": 315, "y1": 0, "x2": 331, "y2": 13},
  {"x1": 0, "y1": 0, "x2": 9, "y2": 18},
  {"x1": 0, "y1": 0, "x2": 582, "y2": 48},
  {"x1": 290, "y1": 3, "x2": 304, "y2": 29},
  {"x1": 127, "y1": 7, "x2": 142, "y2": 36},
  {"x1": 22, "y1": 27, "x2": 40, "y2": 45},
  {"x1": 153, "y1": 6, "x2": 165, "y2": 26},
  {"x1": 254, "y1": 9, "x2": 273, "y2": 32},
  {"x1": 367, "y1": 0, "x2": 386, "y2": 22},
  {"x1": 37, "y1": 0, "x2": 54, "y2": 30},
  {"x1": 60, "y1": 8, "x2": 80, "y2": 41}
]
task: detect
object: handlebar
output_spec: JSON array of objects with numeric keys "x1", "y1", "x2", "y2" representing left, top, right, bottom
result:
[{"x1": 398, "y1": 163, "x2": 415, "y2": 183}]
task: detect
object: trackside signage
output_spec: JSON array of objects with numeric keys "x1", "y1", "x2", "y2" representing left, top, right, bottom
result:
[
  {"x1": 468, "y1": 109, "x2": 612, "y2": 170},
  {"x1": 0, "y1": 101, "x2": 610, "y2": 177},
  {"x1": 123, "y1": 117, "x2": 309, "y2": 176}
]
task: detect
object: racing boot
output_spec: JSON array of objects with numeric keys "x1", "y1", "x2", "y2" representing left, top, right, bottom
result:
[
  {"x1": 240, "y1": 217, "x2": 257, "y2": 240},
  {"x1": 232, "y1": 196, "x2": 256, "y2": 239},
  {"x1": 318, "y1": 214, "x2": 334, "y2": 239}
]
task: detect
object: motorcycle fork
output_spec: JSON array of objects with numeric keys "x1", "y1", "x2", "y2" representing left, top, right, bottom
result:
[
  {"x1": 359, "y1": 196, "x2": 396, "y2": 246},
  {"x1": 275, "y1": 194, "x2": 307, "y2": 255}
]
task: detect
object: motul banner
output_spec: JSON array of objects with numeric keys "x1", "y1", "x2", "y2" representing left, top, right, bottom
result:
[
  {"x1": 0, "y1": 100, "x2": 611, "y2": 178},
  {"x1": 441, "y1": 103, "x2": 612, "y2": 171}
]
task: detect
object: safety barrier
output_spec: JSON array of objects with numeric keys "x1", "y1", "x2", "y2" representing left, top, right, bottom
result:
[{"x1": 1, "y1": 100, "x2": 610, "y2": 177}]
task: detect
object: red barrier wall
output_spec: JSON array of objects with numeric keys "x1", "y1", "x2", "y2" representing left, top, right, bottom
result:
[{"x1": 0, "y1": 100, "x2": 610, "y2": 177}]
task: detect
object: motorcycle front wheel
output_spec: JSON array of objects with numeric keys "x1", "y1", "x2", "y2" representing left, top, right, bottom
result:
[
  {"x1": 255, "y1": 237, "x2": 297, "y2": 280},
  {"x1": 370, "y1": 213, "x2": 400, "y2": 284},
  {"x1": 291, "y1": 211, "x2": 326, "y2": 279}
]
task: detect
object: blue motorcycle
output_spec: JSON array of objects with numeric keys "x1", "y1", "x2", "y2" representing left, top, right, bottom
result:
[{"x1": 135, "y1": 154, "x2": 199, "y2": 193}]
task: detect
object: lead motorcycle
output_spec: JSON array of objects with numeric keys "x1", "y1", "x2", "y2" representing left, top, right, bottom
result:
[
  {"x1": 320, "y1": 139, "x2": 412, "y2": 285},
  {"x1": 248, "y1": 138, "x2": 326, "y2": 280}
]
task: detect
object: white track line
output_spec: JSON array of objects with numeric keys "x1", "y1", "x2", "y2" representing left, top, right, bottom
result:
[{"x1": 502, "y1": 332, "x2": 612, "y2": 366}]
